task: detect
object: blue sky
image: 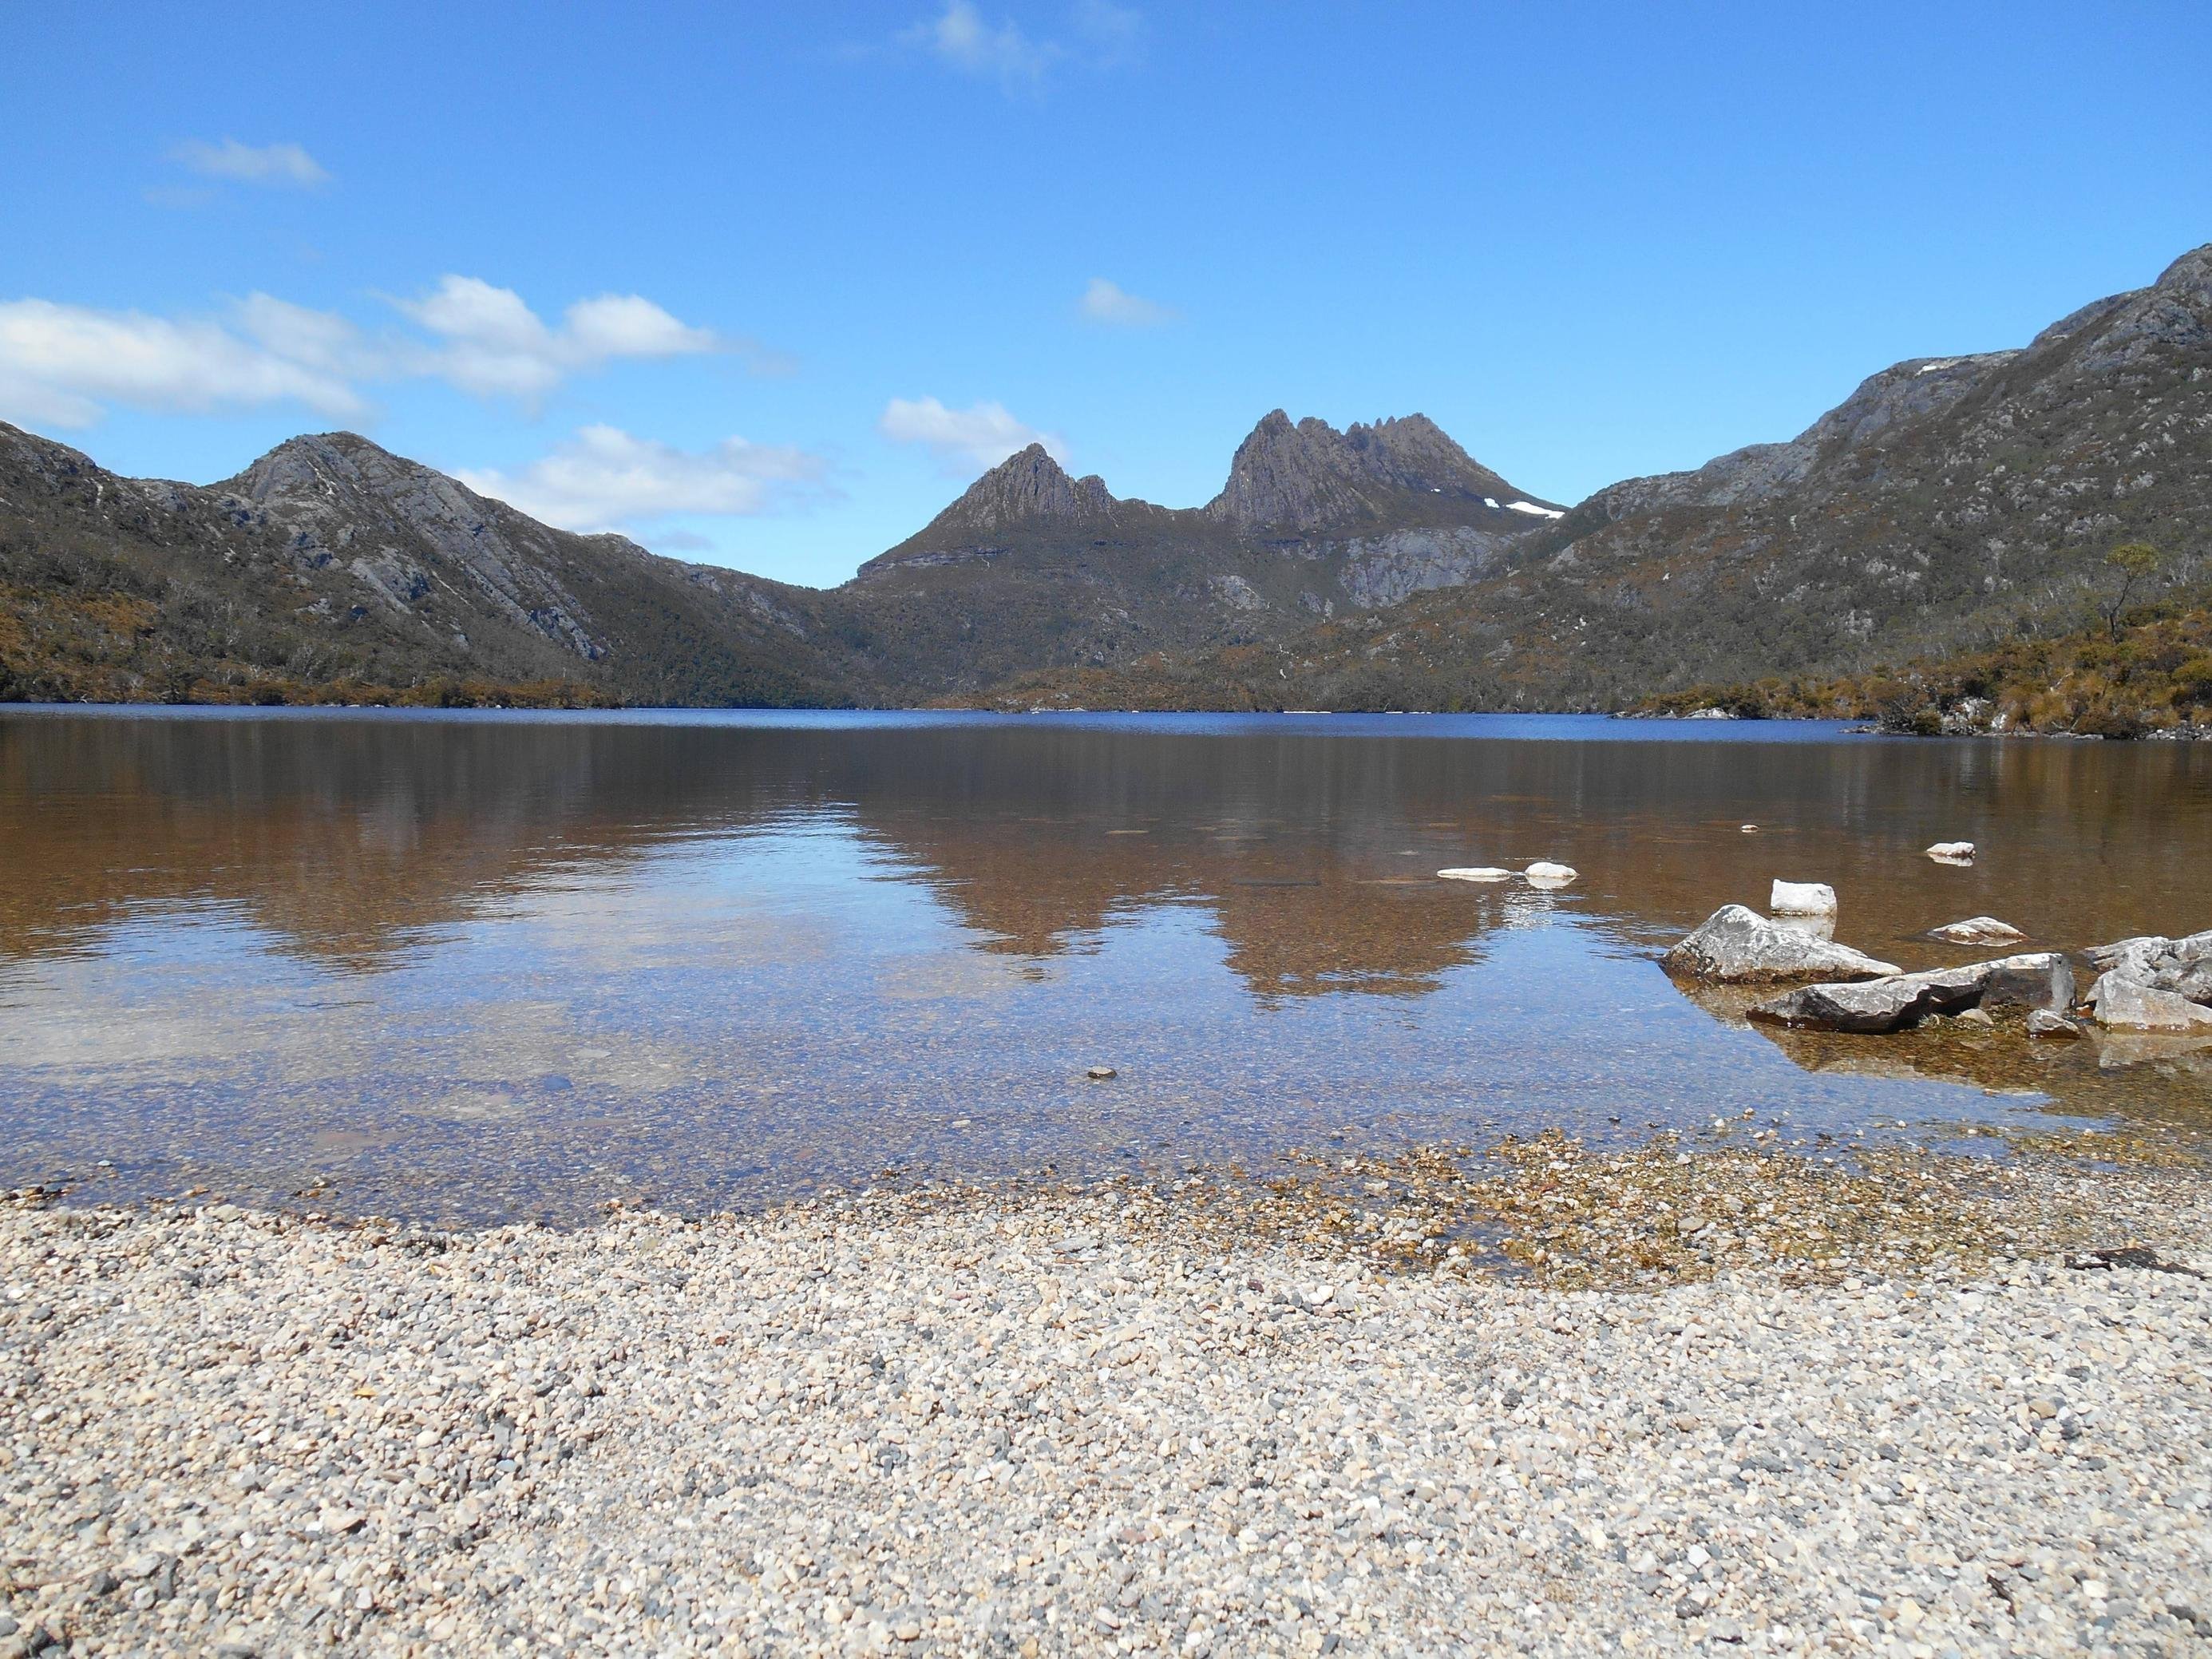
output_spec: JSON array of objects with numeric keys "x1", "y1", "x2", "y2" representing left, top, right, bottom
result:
[{"x1": 4, "y1": 2, "x2": 2207, "y2": 586}]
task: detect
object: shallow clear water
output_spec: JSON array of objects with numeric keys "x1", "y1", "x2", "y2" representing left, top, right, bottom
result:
[{"x1": 2, "y1": 707, "x2": 2208, "y2": 1221}]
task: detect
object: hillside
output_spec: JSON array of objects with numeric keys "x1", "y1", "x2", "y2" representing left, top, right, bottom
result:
[
  {"x1": 1630, "y1": 601, "x2": 2212, "y2": 738},
  {"x1": 4, "y1": 244, "x2": 2208, "y2": 713},
  {"x1": 0, "y1": 411, "x2": 1565, "y2": 707},
  {"x1": 0, "y1": 427, "x2": 862, "y2": 707},
  {"x1": 971, "y1": 244, "x2": 2212, "y2": 714}
]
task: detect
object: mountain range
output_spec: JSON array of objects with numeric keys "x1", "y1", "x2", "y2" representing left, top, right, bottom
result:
[{"x1": 4, "y1": 244, "x2": 2206, "y2": 711}]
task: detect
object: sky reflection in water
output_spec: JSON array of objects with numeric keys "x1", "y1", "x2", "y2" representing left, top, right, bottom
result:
[{"x1": 2, "y1": 708, "x2": 2209, "y2": 1222}]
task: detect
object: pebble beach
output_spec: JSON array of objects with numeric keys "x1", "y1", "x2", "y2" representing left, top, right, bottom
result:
[{"x1": 4, "y1": 1142, "x2": 2210, "y2": 1657}]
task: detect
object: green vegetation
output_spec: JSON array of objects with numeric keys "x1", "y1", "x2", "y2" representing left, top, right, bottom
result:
[
  {"x1": 1633, "y1": 599, "x2": 2212, "y2": 738},
  {"x1": 0, "y1": 557, "x2": 617, "y2": 709}
]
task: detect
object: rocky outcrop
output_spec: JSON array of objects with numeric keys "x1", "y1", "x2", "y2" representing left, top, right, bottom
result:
[
  {"x1": 2087, "y1": 932, "x2": 2212, "y2": 1004},
  {"x1": 891, "y1": 445, "x2": 1119, "y2": 544},
  {"x1": 1337, "y1": 525, "x2": 1514, "y2": 608},
  {"x1": 224, "y1": 434, "x2": 607, "y2": 661},
  {"x1": 1662, "y1": 905, "x2": 1901, "y2": 984},
  {"x1": 1748, "y1": 953, "x2": 2073, "y2": 1034},
  {"x1": 1204, "y1": 412, "x2": 1546, "y2": 531}
]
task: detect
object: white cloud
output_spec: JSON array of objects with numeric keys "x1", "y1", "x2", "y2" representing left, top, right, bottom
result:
[
  {"x1": 1078, "y1": 276, "x2": 1177, "y2": 327},
  {"x1": 454, "y1": 425, "x2": 829, "y2": 531},
  {"x1": 908, "y1": 1, "x2": 1059, "y2": 89},
  {"x1": 0, "y1": 278, "x2": 736, "y2": 430},
  {"x1": 170, "y1": 138, "x2": 330, "y2": 188},
  {"x1": 0, "y1": 297, "x2": 367, "y2": 428},
  {"x1": 392, "y1": 275, "x2": 719, "y2": 402},
  {"x1": 879, "y1": 396, "x2": 1066, "y2": 473}
]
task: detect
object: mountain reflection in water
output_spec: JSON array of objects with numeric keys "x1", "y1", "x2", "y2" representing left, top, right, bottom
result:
[{"x1": 2, "y1": 708, "x2": 2207, "y2": 1222}]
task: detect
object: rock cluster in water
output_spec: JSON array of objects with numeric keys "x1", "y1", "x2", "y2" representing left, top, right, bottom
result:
[{"x1": 1668, "y1": 881, "x2": 2212, "y2": 1042}]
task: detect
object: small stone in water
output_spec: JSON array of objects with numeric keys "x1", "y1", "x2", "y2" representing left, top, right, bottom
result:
[{"x1": 1086, "y1": 1065, "x2": 1118, "y2": 1080}]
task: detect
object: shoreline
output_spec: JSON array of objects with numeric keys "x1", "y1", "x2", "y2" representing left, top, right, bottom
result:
[{"x1": 4, "y1": 1145, "x2": 2210, "y2": 1657}]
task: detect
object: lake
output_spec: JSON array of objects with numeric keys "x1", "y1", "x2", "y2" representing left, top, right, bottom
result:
[{"x1": 2, "y1": 707, "x2": 2208, "y2": 1223}]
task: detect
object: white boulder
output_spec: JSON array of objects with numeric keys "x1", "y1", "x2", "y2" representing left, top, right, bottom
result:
[
  {"x1": 1926, "y1": 841, "x2": 1977, "y2": 864},
  {"x1": 2087, "y1": 973, "x2": 2212, "y2": 1032},
  {"x1": 1770, "y1": 880, "x2": 1837, "y2": 917},
  {"x1": 1662, "y1": 905, "x2": 1900, "y2": 984},
  {"x1": 1437, "y1": 867, "x2": 1513, "y2": 882},
  {"x1": 1524, "y1": 861, "x2": 1578, "y2": 887}
]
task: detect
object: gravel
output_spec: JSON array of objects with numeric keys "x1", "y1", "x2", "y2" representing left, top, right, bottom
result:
[{"x1": 2, "y1": 1164, "x2": 2209, "y2": 1657}]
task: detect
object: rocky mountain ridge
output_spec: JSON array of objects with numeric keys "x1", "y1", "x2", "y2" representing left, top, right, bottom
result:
[
  {"x1": 0, "y1": 425, "x2": 860, "y2": 706},
  {"x1": 5, "y1": 243, "x2": 2207, "y2": 711},
  {"x1": 987, "y1": 244, "x2": 2212, "y2": 713}
]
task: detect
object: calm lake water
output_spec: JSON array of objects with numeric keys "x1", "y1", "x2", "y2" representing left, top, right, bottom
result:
[{"x1": 3, "y1": 707, "x2": 2210, "y2": 1222}]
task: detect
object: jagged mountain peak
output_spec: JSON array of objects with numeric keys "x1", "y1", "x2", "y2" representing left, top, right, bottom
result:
[
  {"x1": 872, "y1": 442, "x2": 1121, "y2": 563},
  {"x1": 1206, "y1": 408, "x2": 1539, "y2": 530},
  {"x1": 224, "y1": 430, "x2": 457, "y2": 508}
]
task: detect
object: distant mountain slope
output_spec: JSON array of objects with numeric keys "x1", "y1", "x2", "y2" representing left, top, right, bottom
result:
[
  {"x1": 0, "y1": 426, "x2": 858, "y2": 705},
  {"x1": 2, "y1": 406, "x2": 1565, "y2": 706},
  {"x1": 6, "y1": 243, "x2": 2207, "y2": 712},
  {"x1": 845, "y1": 412, "x2": 1564, "y2": 694},
  {"x1": 977, "y1": 244, "x2": 2212, "y2": 711}
]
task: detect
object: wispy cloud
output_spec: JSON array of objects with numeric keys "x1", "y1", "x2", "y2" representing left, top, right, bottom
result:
[
  {"x1": 456, "y1": 425, "x2": 830, "y2": 531},
  {"x1": 906, "y1": 2, "x2": 1059, "y2": 89},
  {"x1": 1078, "y1": 277, "x2": 1177, "y2": 327},
  {"x1": 880, "y1": 395, "x2": 1066, "y2": 473},
  {"x1": 901, "y1": 1, "x2": 1142, "y2": 93},
  {"x1": 0, "y1": 279, "x2": 742, "y2": 430},
  {"x1": 170, "y1": 138, "x2": 330, "y2": 188},
  {"x1": 1072, "y1": 0, "x2": 1146, "y2": 65}
]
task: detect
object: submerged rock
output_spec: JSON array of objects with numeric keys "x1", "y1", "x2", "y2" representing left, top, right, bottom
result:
[
  {"x1": 1930, "y1": 917, "x2": 2027, "y2": 945},
  {"x1": 1662, "y1": 905, "x2": 1900, "y2": 984},
  {"x1": 2027, "y1": 1008, "x2": 2085, "y2": 1039},
  {"x1": 1770, "y1": 880, "x2": 1837, "y2": 917},
  {"x1": 1749, "y1": 952, "x2": 2073, "y2": 1034},
  {"x1": 1436, "y1": 867, "x2": 1513, "y2": 882}
]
